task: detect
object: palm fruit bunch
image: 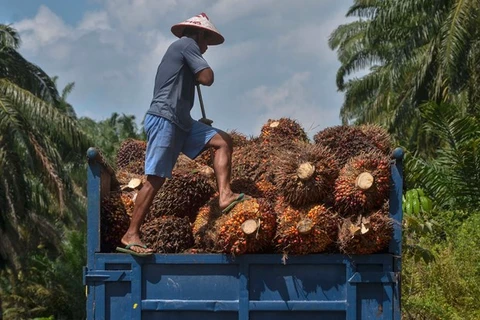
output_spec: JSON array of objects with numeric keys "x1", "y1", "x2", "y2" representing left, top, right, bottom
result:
[
  {"x1": 148, "y1": 168, "x2": 215, "y2": 222},
  {"x1": 229, "y1": 129, "x2": 250, "y2": 148},
  {"x1": 116, "y1": 170, "x2": 146, "y2": 187},
  {"x1": 140, "y1": 215, "x2": 194, "y2": 253},
  {"x1": 231, "y1": 140, "x2": 279, "y2": 183},
  {"x1": 116, "y1": 138, "x2": 147, "y2": 173},
  {"x1": 338, "y1": 203, "x2": 393, "y2": 255},
  {"x1": 231, "y1": 178, "x2": 277, "y2": 203},
  {"x1": 313, "y1": 125, "x2": 379, "y2": 167},
  {"x1": 334, "y1": 151, "x2": 391, "y2": 216},
  {"x1": 259, "y1": 118, "x2": 309, "y2": 146},
  {"x1": 192, "y1": 196, "x2": 223, "y2": 252},
  {"x1": 174, "y1": 153, "x2": 201, "y2": 172},
  {"x1": 214, "y1": 198, "x2": 277, "y2": 255},
  {"x1": 254, "y1": 180, "x2": 278, "y2": 204},
  {"x1": 403, "y1": 188, "x2": 433, "y2": 215},
  {"x1": 100, "y1": 191, "x2": 132, "y2": 252},
  {"x1": 275, "y1": 199, "x2": 341, "y2": 255},
  {"x1": 274, "y1": 143, "x2": 339, "y2": 207},
  {"x1": 359, "y1": 124, "x2": 393, "y2": 155}
]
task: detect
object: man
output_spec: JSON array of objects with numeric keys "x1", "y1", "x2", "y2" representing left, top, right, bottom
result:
[{"x1": 117, "y1": 13, "x2": 245, "y2": 256}]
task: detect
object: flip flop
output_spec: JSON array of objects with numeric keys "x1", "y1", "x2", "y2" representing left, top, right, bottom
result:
[
  {"x1": 222, "y1": 193, "x2": 246, "y2": 213},
  {"x1": 116, "y1": 243, "x2": 154, "y2": 257}
]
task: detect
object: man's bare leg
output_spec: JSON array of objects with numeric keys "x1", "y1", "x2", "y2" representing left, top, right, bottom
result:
[
  {"x1": 205, "y1": 131, "x2": 242, "y2": 210},
  {"x1": 120, "y1": 175, "x2": 165, "y2": 253}
]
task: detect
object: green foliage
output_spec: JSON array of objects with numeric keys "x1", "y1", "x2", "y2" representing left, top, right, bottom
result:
[
  {"x1": 402, "y1": 212, "x2": 480, "y2": 319},
  {"x1": 406, "y1": 102, "x2": 480, "y2": 210},
  {"x1": 78, "y1": 112, "x2": 143, "y2": 165},
  {"x1": 0, "y1": 24, "x2": 91, "y2": 271},
  {"x1": 330, "y1": 0, "x2": 480, "y2": 153},
  {"x1": 402, "y1": 188, "x2": 437, "y2": 263},
  {"x1": 0, "y1": 231, "x2": 86, "y2": 320}
]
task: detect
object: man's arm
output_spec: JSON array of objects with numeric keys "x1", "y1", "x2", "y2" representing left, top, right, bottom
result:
[{"x1": 196, "y1": 68, "x2": 214, "y2": 86}]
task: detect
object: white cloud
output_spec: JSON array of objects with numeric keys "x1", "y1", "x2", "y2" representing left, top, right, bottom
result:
[
  {"x1": 100, "y1": 0, "x2": 178, "y2": 29},
  {"x1": 208, "y1": 0, "x2": 277, "y2": 23},
  {"x1": 78, "y1": 11, "x2": 111, "y2": 32},
  {"x1": 15, "y1": 6, "x2": 72, "y2": 53},
  {"x1": 243, "y1": 72, "x2": 340, "y2": 137},
  {"x1": 11, "y1": 1, "x2": 352, "y2": 137}
]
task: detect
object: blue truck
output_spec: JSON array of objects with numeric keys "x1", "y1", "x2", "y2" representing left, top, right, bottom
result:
[{"x1": 83, "y1": 147, "x2": 404, "y2": 320}]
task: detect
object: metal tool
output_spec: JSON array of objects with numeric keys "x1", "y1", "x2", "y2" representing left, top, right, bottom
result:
[
  {"x1": 196, "y1": 84, "x2": 215, "y2": 162},
  {"x1": 196, "y1": 84, "x2": 208, "y2": 120}
]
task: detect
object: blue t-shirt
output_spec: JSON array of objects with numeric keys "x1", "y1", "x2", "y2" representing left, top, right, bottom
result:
[{"x1": 147, "y1": 36, "x2": 210, "y2": 131}]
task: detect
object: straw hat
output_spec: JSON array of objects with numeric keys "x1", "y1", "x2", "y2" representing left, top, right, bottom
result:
[{"x1": 171, "y1": 13, "x2": 224, "y2": 45}]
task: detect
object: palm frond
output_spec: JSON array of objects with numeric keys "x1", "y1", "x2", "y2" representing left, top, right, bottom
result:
[
  {"x1": 0, "y1": 24, "x2": 21, "y2": 49},
  {"x1": 436, "y1": 0, "x2": 479, "y2": 98},
  {"x1": 346, "y1": 0, "x2": 383, "y2": 19},
  {"x1": 0, "y1": 49, "x2": 59, "y2": 104},
  {"x1": 0, "y1": 79, "x2": 90, "y2": 151}
]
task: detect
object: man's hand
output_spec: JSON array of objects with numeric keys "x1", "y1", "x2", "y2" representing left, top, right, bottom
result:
[{"x1": 198, "y1": 117, "x2": 213, "y2": 126}]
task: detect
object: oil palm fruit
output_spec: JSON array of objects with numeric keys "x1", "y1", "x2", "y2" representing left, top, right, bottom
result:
[
  {"x1": 100, "y1": 191, "x2": 132, "y2": 252},
  {"x1": 231, "y1": 178, "x2": 277, "y2": 203},
  {"x1": 193, "y1": 196, "x2": 223, "y2": 252},
  {"x1": 338, "y1": 205, "x2": 393, "y2": 255},
  {"x1": 274, "y1": 143, "x2": 339, "y2": 207},
  {"x1": 214, "y1": 198, "x2": 277, "y2": 255},
  {"x1": 275, "y1": 198, "x2": 341, "y2": 255},
  {"x1": 313, "y1": 125, "x2": 379, "y2": 167},
  {"x1": 148, "y1": 168, "x2": 215, "y2": 222},
  {"x1": 334, "y1": 151, "x2": 391, "y2": 216},
  {"x1": 116, "y1": 170, "x2": 146, "y2": 187},
  {"x1": 231, "y1": 140, "x2": 279, "y2": 183},
  {"x1": 359, "y1": 124, "x2": 392, "y2": 155},
  {"x1": 259, "y1": 118, "x2": 309, "y2": 146},
  {"x1": 116, "y1": 139, "x2": 147, "y2": 171},
  {"x1": 140, "y1": 215, "x2": 194, "y2": 253}
]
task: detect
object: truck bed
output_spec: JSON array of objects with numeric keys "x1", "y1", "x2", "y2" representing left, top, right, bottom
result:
[{"x1": 83, "y1": 147, "x2": 404, "y2": 320}]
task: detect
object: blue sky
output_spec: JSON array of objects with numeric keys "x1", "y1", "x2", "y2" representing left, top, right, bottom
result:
[{"x1": 1, "y1": 0, "x2": 354, "y2": 138}]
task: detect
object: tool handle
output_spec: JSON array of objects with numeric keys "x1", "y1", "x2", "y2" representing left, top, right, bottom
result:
[{"x1": 196, "y1": 84, "x2": 207, "y2": 119}]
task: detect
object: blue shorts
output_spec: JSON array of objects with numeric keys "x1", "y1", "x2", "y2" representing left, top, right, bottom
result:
[{"x1": 144, "y1": 114, "x2": 219, "y2": 178}]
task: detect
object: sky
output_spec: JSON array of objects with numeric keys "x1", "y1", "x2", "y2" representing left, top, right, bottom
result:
[{"x1": 0, "y1": 0, "x2": 354, "y2": 138}]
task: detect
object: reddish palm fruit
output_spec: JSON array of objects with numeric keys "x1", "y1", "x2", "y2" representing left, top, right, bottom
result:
[
  {"x1": 116, "y1": 139, "x2": 147, "y2": 171},
  {"x1": 254, "y1": 180, "x2": 278, "y2": 204},
  {"x1": 334, "y1": 151, "x2": 391, "y2": 216},
  {"x1": 140, "y1": 215, "x2": 194, "y2": 253},
  {"x1": 100, "y1": 191, "x2": 131, "y2": 252},
  {"x1": 148, "y1": 168, "x2": 215, "y2": 222},
  {"x1": 230, "y1": 178, "x2": 277, "y2": 203},
  {"x1": 338, "y1": 206, "x2": 393, "y2": 255},
  {"x1": 174, "y1": 153, "x2": 201, "y2": 172},
  {"x1": 259, "y1": 118, "x2": 309, "y2": 146},
  {"x1": 275, "y1": 199, "x2": 341, "y2": 255},
  {"x1": 116, "y1": 170, "x2": 146, "y2": 187},
  {"x1": 192, "y1": 196, "x2": 223, "y2": 252},
  {"x1": 274, "y1": 143, "x2": 339, "y2": 207},
  {"x1": 359, "y1": 124, "x2": 392, "y2": 155},
  {"x1": 313, "y1": 125, "x2": 379, "y2": 167},
  {"x1": 214, "y1": 198, "x2": 277, "y2": 255},
  {"x1": 231, "y1": 139, "x2": 280, "y2": 183}
]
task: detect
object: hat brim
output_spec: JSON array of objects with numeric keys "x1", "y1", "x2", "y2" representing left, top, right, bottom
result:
[{"x1": 171, "y1": 24, "x2": 225, "y2": 45}]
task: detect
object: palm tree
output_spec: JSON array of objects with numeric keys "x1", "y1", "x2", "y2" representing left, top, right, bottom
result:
[
  {"x1": 79, "y1": 112, "x2": 141, "y2": 165},
  {"x1": 0, "y1": 24, "x2": 90, "y2": 270},
  {"x1": 406, "y1": 102, "x2": 480, "y2": 210},
  {"x1": 51, "y1": 76, "x2": 77, "y2": 119},
  {"x1": 330, "y1": 0, "x2": 480, "y2": 152}
]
